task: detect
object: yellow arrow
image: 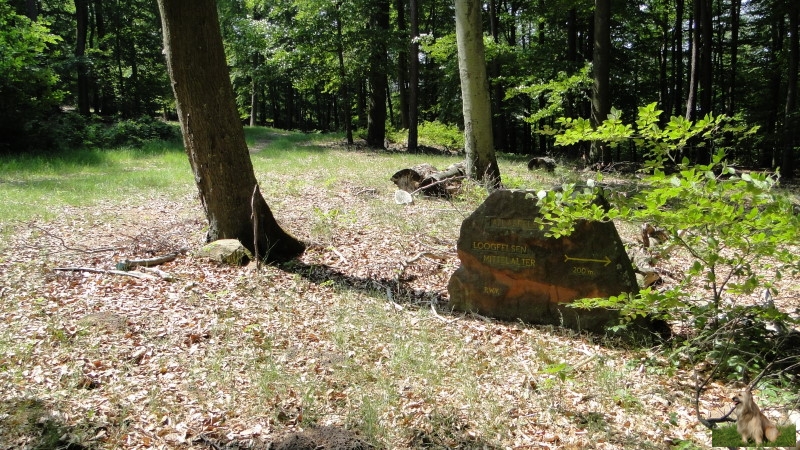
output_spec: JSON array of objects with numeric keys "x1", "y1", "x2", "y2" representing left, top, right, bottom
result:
[{"x1": 564, "y1": 254, "x2": 611, "y2": 266}]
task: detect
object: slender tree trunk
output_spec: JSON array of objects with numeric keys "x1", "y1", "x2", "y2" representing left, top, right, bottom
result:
[
  {"x1": 334, "y1": 6, "x2": 353, "y2": 144},
  {"x1": 726, "y1": 0, "x2": 740, "y2": 115},
  {"x1": 129, "y1": 37, "x2": 139, "y2": 116},
  {"x1": 455, "y1": 0, "x2": 501, "y2": 188},
  {"x1": 75, "y1": 0, "x2": 90, "y2": 116},
  {"x1": 686, "y1": 3, "x2": 699, "y2": 121},
  {"x1": 783, "y1": 1, "x2": 799, "y2": 179},
  {"x1": 93, "y1": 0, "x2": 114, "y2": 115},
  {"x1": 357, "y1": 82, "x2": 367, "y2": 129},
  {"x1": 366, "y1": 0, "x2": 389, "y2": 148},
  {"x1": 672, "y1": 0, "x2": 684, "y2": 118},
  {"x1": 487, "y1": 0, "x2": 506, "y2": 152},
  {"x1": 761, "y1": 18, "x2": 785, "y2": 168},
  {"x1": 591, "y1": 0, "x2": 612, "y2": 163},
  {"x1": 408, "y1": 0, "x2": 420, "y2": 152},
  {"x1": 659, "y1": 17, "x2": 669, "y2": 117},
  {"x1": 156, "y1": 0, "x2": 304, "y2": 262},
  {"x1": 698, "y1": 0, "x2": 713, "y2": 117},
  {"x1": 567, "y1": 8, "x2": 578, "y2": 70},
  {"x1": 537, "y1": 0, "x2": 548, "y2": 155},
  {"x1": 250, "y1": 53, "x2": 259, "y2": 127},
  {"x1": 396, "y1": 0, "x2": 410, "y2": 130}
]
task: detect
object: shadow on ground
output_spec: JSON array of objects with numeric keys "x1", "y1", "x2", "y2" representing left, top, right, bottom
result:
[
  {"x1": 0, "y1": 398, "x2": 90, "y2": 449},
  {"x1": 281, "y1": 259, "x2": 446, "y2": 309}
]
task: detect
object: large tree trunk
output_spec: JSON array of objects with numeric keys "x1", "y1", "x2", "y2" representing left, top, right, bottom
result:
[
  {"x1": 590, "y1": 0, "x2": 612, "y2": 163},
  {"x1": 156, "y1": 0, "x2": 305, "y2": 262},
  {"x1": 455, "y1": 0, "x2": 501, "y2": 188}
]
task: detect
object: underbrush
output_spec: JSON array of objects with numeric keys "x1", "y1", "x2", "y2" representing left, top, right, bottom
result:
[{"x1": 16, "y1": 112, "x2": 180, "y2": 153}]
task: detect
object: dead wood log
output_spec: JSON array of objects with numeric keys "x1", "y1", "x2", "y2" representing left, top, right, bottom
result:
[
  {"x1": 390, "y1": 162, "x2": 466, "y2": 197},
  {"x1": 527, "y1": 156, "x2": 556, "y2": 172}
]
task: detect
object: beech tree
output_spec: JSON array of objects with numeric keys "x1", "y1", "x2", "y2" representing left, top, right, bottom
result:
[
  {"x1": 454, "y1": 0, "x2": 501, "y2": 188},
  {"x1": 156, "y1": 0, "x2": 305, "y2": 262}
]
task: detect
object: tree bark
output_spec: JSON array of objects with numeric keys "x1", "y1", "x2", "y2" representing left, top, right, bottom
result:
[
  {"x1": 156, "y1": 0, "x2": 305, "y2": 262},
  {"x1": 455, "y1": 0, "x2": 501, "y2": 188}
]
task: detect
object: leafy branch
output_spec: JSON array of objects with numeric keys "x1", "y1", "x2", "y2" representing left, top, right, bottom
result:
[{"x1": 537, "y1": 104, "x2": 800, "y2": 384}]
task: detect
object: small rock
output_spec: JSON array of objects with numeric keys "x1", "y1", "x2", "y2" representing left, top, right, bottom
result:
[{"x1": 195, "y1": 239, "x2": 253, "y2": 266}]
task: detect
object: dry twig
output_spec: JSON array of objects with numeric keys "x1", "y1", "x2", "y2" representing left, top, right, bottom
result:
[{"x1": 53, "y1": 267, "x2": 158, "y2": 280}]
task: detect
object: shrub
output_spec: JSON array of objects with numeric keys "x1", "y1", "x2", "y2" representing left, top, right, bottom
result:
[
  {"x1": 536, "y1": 104, "x2": 800, "y2": 384},
  {"x1": 85, "y1": 116, "x2": 180, "y2": 148},
  {"x1": 418, "y1": 121, "x2": 464, "y2": 150}
]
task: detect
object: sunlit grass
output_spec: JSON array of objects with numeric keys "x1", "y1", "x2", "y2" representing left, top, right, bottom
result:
[{"x1": 0, "y1": 141, "x2": 191, "y2": 227}]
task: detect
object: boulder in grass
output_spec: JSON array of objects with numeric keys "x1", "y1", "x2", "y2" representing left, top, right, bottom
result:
[{"x1": 196, "y1": 239, "x2": 253, "y2": 266}]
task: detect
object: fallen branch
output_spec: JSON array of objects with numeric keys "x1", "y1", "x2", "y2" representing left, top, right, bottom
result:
[
  {"x1": 54, "y1": 267, "x2": 157, "y2": 280},
  {"x1": 140, "y1": 267, "x2": 176, "y2": 281},
  {"x1": 115, "y1": 249, "x2": 187, "y2": 271},
  {"x1": 26, "y1": 223, "x2": 126, "y2": 255},
  {"x1": 327, "y1": 246, "x2": 349, "y2": 265},
  {"x1": 430, "y1": 302, "x2": 458, "y2": 324},
  {"x1": 395, "y1": 252, "x2": 448, "y2": 288},
  {"x1": 410, "y1": 175, "x2": 466, "y2": 196},
  {"x1": 404, "y1": 251, "x2": 448, "y2": 265}
]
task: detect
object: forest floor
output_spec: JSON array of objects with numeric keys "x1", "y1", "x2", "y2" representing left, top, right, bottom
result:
[{"x1": 1, "y1": 132, "x2": 799, "y2": 449}]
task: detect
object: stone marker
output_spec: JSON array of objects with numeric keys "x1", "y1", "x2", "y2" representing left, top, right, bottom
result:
[
  {"x1": 196, "y1": 239, "x2": 253, "y2": 266},
  {"x1": 447, "y1": 189, "x2": 637, "y2": 332}
]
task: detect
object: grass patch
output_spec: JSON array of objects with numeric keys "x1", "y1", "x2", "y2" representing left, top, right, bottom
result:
[
  {"x1": 0, "y1": 141, "x2": 191, "y2": 227},
  {"x1": 712, "y1": 423, "x2": 797, "y2": 447}
]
